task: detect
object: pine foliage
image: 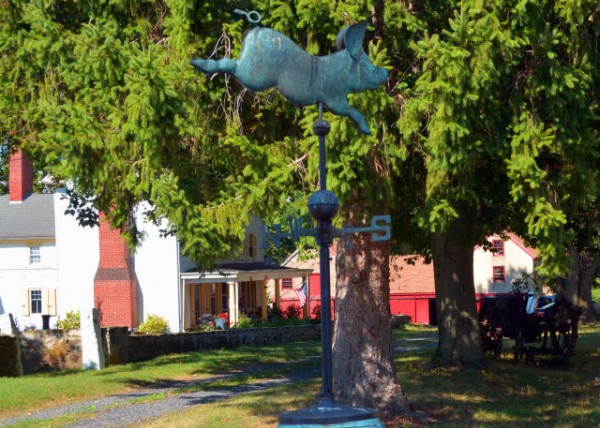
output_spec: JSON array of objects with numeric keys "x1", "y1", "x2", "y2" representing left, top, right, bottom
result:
[
  {"x1": 396, "y1": 1, "x2": 599, "y2": 275},
  {"x1": 0, "y1": 0, "x2": 598, "y2": 274}
]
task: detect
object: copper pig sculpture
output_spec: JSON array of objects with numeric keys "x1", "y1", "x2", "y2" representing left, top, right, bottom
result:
[{"x1": 191, "y1": 21, "x2": 388, "y2": 135}]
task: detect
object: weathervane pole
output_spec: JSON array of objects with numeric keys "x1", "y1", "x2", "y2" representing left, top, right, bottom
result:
[
  {"x1": 314, "y1": 105, "x2": 334, "y2": 399},
  {"x1": 190, "y1": 9, "x2": 388, "y2": 425},
  {"x1": 279, "y1": 110, "x2": 384, "y2": 427}
]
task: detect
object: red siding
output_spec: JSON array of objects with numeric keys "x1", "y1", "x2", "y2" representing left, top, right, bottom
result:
[
  {"x1": 280, "y1": 273, "x2": 336, "y2": 320},
  {"x1": 390, "y1": 293, "x2": 436, "y2": 324}
]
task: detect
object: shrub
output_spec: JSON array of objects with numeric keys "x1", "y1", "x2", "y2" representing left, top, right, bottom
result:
[
  {"x1": 186, "y1": 324, "x2": 212, "y2": 332},
  {"x1": 391, "y1": 314, "x2": 411, "y2": 329},
  {"x1": 234, "y1": 314, "x2": 253, "y2": 329},
  {"x1": 138, "y1": 314, "x2": 170, "y2": 334},
  {"x1": 57, "y1": 310, "x2": 80, "y2": 330},
  {"x1": 311, "y1": 304, "x2": 321, "y2": 323},
  {"x1": 271, "y1": 306, "x2": 283, "y2": 320},
  {"x1": 284, "y1": 304, "x2": 302, "y2": 319}
]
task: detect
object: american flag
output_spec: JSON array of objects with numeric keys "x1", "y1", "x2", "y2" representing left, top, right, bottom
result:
[{"x1": 295, "y1": 282, "x2": 307, "y2": 308}]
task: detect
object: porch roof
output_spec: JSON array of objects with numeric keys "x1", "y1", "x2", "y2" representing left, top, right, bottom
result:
[{"x1": 180, "y1": 261, "x2": 312, "y2": 283}]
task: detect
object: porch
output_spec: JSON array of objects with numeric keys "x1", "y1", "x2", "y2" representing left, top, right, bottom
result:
[{"x1": 180, "y1": 262, "x2": 312, "y2": 330}]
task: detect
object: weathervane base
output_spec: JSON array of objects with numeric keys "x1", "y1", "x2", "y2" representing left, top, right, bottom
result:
[{"x1": 278, "y1": 397, "x2": 383, "y2": 427}]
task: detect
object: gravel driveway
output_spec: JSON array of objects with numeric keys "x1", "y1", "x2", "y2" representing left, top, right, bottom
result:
[{"x1": 0, "y1": 359, "x2": 320, "y2": 428}]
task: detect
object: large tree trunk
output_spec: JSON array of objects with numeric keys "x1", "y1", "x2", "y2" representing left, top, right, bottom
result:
[
  {"x1": 333, "y1": 224, "x2": 412, "y2": 416},
  {"x1": 562, "y1": 248, "x2": 599, "y2": 322},
  {"x1": 431, "y1": 218, "x2": 483, "y2": 367}
]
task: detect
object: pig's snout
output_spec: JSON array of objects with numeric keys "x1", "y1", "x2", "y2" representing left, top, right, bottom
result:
[{"x1": 375, "y1": 67, "x2": 388, "y2": 85}]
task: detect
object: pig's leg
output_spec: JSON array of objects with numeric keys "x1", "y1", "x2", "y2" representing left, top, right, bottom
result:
[
  {"x1": 190, "y1": 58, "x2": 237, "y2": 75},
  {"x1": 327, "y1": 99, "x2": 371, "y2": 135}
]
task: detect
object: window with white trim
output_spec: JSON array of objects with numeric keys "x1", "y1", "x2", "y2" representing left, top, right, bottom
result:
[
  {"x1": 282, "y1": 278, "x2": 293, "y2": 289},
  {"x1": 30, "y1": 289, "x2": 43, "y2": 314},
  {"x1": 492, "y1": 240, "x2": 504, "y2": 256},
  {"x1": 29, "y1": 246, "x2": 41, "y2": 264},
  {"x1": 493, "y1": 266, "x2": 506, "y2": 283}
]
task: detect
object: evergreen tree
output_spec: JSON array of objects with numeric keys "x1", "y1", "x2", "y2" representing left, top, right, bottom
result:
[
  {"x1": 560, "y1": 199, "x2": 600, "y2": 322},
  {"x1": 1, "y1": 0, "x2": 598, "y2": 417},
  {"x1": 0, "y1": 0, "x2": 299, "y2": 264},
  {"x1": 396, "y1": 1, "x2": 599, "y2": 365},
  {"x1": 0, "y1": 0, "x2": 412, "y2": 415}
]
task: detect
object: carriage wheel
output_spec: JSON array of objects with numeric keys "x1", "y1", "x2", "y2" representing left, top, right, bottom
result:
[
  {"x1": 550, "y1": 327, "x2": 572, "y2": 367},
  {"x1": 513, "y1": 330, "x2": 524, "y2": 363},
  {"x1": 493, "y1": 332, "x2": 503, "y2": 359},
  {"x1": 550, "y1": 300, "x2": 576, "y2": 367}
]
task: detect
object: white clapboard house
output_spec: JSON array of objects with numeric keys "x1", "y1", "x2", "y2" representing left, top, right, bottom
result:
[{"x1": 0, "y1": 150, "x2": 310, "y2": 332}]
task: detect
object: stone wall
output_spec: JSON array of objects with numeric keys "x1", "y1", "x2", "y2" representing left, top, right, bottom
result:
[
  {"x1": 0, "y1": 335, "x2": 23, "y2": 376},
  {"x1": 19, "y1": 329, "x2": 81, "y2": 374},
  {"x1": 106, "y1": 324, "x2": 321, "y2": 364},
  {"x1": 1, "y1": 324, "x2": 320, "y2": 375}
]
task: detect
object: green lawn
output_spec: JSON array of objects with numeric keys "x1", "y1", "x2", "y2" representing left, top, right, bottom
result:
[
  {"x1": 393, "y1": 322, "x2": 600, "y2": 427},
  {"x1": 0, "y1": 340, "x2": 321, "y2": 419},
  {"x1": 392, "y1": 322, "x2": 438, "y2": 339},
  {"x1": 137, "y1": 322, "x2": 600, "y2": 428},
  {"x1": 1, "y1": 323, "x2": 598, "y2": 427}
]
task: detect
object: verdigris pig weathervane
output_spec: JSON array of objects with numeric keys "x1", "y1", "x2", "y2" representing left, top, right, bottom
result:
[
  {"x1": 191, "y1": 9, "x2": 387, "y2": 135},
  {"x1": 192, "y1": 9, "x2": 389, "y2": 427}
]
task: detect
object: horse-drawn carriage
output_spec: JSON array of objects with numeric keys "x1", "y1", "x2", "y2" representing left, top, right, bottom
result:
[{"x1": 478, "y1": 283, "x2": 578, "y2": 366}]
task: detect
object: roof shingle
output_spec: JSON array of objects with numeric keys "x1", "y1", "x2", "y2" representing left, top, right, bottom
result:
[{"x1": 0, "y1": 194, "x2": 55, "y2": 239}]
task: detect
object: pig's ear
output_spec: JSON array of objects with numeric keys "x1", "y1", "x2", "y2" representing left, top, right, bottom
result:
[
  {"x1": 344, "y1": 21, "x2": 368, "y2": 59},
  {"x1": 336, "y1": 27, "x2": 348, "y2": 51}
]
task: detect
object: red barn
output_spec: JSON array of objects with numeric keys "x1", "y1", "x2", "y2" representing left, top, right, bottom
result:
[{"x1": 389, "y1": 256, "x2": 437, "y2": 325}]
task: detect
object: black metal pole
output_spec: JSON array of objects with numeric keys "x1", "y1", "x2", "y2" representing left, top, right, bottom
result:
[
  {"x1": 318, "y1": 220, "x2": 333, "y2": 398},
  {"x1": 318, "y1": 120, "x2": 327, "y2": 191},
  {"x1": 278, "y1": 110, "x2": 382, "y2": 427},
  {"x1": 313, "y1": 114, "x2": 334, "y2": 399}
]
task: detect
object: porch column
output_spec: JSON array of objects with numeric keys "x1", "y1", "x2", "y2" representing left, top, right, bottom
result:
[
  {"x1": 228, "y1": 282, "x2": 238, "y2": 327},
  {"x1": 302, "y1": 274, "x2": 309, "y2": 319},
  {"x1": 274, "y1": 278, "x2": 281, "y2": 311},
  {"x1": 261, "y1": 279, "x2": 268, "y2": 320},
  {"x1": 191, "y1": 284, "x2": 199, "y2": 326},
  {"x1": 216, "y1": 283, "x2": 223, "y2": 315},
  {"x1": 202, "y1": 284, "x2": 211, "y2": 315},
  {"x1": 181, "y1": 279, "x2": 188, "y2": 331}
]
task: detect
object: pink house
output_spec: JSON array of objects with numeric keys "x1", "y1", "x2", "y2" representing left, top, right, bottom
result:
[
  {"x1": 390, "y1": 234, "x2": 537, "y2": 324},
  {"x1": 275, "y1": 234, "x2": 537, "y2": 325},
  {"x1": 266, "y1": 248, "x2": 334, "y2": 319}
]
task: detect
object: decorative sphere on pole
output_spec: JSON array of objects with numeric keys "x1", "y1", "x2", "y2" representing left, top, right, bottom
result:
[{"x1": 308, "y1": 190, "x2": 339, "y2": 222}]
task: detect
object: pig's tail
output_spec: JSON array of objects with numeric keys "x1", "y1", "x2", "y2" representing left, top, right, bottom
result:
[{"x1": 234, "y1": 9, "x2": 262, "y2": 26}]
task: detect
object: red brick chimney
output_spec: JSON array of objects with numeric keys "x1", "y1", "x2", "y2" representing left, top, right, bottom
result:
[
  {"x1": 93, "y1": 213, "x2": 139, "y2": 329},
  {"x1": 9, "y1": 149, "x2": 33, "y2": 202}
]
